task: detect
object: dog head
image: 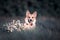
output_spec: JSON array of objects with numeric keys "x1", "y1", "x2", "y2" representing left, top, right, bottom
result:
[{"x1": 25, "y1": 10, "x2": 37, "y2": 24}]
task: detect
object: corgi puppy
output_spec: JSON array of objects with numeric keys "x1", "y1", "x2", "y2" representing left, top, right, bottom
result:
[
  {"x1": 15, "y1": 20, "x2": 22, "y2": 31},
  {"x1": 7, "y1": 20, "x2": 17, "y2": 32},
  {"x1": 7, "y1": 20, "x2": 21, "y2": 32},
  {"x1": 24, "y1": 10, "x2": 37, "y2": 30}
]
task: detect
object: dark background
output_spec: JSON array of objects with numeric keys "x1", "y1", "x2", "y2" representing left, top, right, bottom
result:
[
  {"x1": 0, "y1": 0, "x2": 60, "y2": 40},
  {"x1": 0, "y1": 0, "x2": 60, "y2": 17}
]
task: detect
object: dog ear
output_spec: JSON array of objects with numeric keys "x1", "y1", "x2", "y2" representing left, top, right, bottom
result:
[
  {"x1": 26, "y1": 10, "x2": 30, "y2": 16},
  {"x1": 33, "y1": 11, "x2": 37, "y2": 17}
]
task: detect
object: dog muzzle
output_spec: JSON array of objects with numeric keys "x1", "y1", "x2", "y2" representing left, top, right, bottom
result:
[{"x1": 28, "y1": 19, "x2": 32, "y2": 23}]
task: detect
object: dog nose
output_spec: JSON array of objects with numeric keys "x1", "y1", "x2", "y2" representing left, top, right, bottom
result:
[
  {"x1": 28, "y1": 19, "x2": 32, "y2": 23},
  {"x1": 30, "y1": 19, "x2": 32, "y2": 21}
]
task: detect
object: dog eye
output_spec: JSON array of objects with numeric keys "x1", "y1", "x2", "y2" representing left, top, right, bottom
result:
[
  {"x1": 32, "y1": 17, "x2": 34, "y2": 18},
  {"x1": 28, "y1": 17, "x2": 30, "y2": 18}
]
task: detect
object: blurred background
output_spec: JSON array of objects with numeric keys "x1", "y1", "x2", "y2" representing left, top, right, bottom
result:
[{"x1": 0, "y1": 0, "x2": 60, "y2": 17}]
